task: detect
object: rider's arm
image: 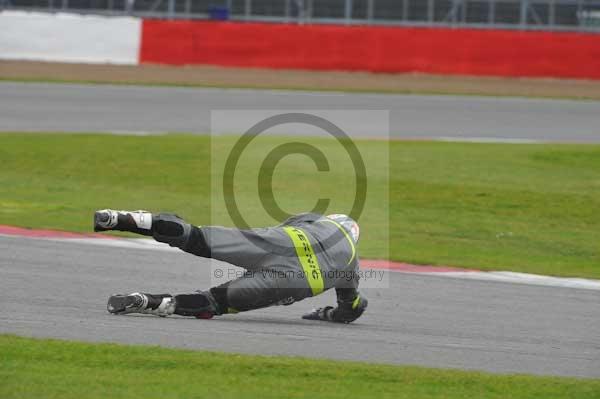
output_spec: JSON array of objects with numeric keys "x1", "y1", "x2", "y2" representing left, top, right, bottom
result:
[{"x1": 302, "y1": 273, "x2": 368, "y2": 324}]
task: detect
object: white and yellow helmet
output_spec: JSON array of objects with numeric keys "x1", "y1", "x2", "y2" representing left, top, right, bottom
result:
[{"x1": 326, "y1": 214, "x2": 360, "y2": 244}]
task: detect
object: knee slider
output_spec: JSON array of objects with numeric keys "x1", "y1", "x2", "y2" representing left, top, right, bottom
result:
[{"x1": 152, "y1": 213, "x2": 191, "y2": 248}]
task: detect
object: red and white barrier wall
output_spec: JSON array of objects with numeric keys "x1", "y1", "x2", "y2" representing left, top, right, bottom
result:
[
  {"x1": 0, "y1": 11, "x2": 141, "y2": 64},
  {"x1": 140, "y1": 19, "x2": 600, "y2": 79},
  {"x1": 2, "y1": 10, "x2": 600, "y2": 79}
]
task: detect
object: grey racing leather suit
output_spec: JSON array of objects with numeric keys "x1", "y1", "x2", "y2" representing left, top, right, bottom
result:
[{"x1": 154, "y1": 212, "x2": 367, "y2": 322}]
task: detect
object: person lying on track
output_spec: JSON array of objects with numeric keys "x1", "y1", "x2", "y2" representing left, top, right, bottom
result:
[{"x1": 95, "y1": 209, "x2": 368, "y2": 323}]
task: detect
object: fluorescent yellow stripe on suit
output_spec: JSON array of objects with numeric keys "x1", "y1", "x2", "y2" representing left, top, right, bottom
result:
[
  {"x1": 283, "y1": 226, "x2": 324, "y2": 296},
  {"x1": 319, "y1": 219, "x2": 356, "y2": 265}
]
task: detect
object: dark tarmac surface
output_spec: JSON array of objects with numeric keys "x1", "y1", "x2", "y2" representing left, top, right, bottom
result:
[{"x1": 1, "y1": 236, "x2": 599, "y2": 378}]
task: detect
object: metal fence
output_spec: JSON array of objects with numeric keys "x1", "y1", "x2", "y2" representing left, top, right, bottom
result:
[{"x1": 2, "y1": 0, "x2": 600, "y2": 31}]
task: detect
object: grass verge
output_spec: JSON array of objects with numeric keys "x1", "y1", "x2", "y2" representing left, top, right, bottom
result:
[
  {"x1": 3, "y1": 61, "x2": 600, "y2": 100},
  {"x1": 0, "y1": 133, "x2": 599, "y2": 278},
  {"x1": 1, "y1": 335, "x2": 599, "y2": 399},
  {"x1": 3, "y1": 76, "x2": 599, "y2": 101}
]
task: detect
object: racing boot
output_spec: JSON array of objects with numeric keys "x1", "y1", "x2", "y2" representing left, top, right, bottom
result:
[
  {"x1": 170, "y1": 291, "x2": 221, "y2": 319},
  {"x1": 94, "y1": 209, "x2": 153, "y2": 236},
  {"x1": 107, "y1": 292, "x2": 176, "y2": 317}
]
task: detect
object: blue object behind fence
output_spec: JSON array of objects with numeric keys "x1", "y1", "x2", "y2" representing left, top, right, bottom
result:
[{"x1": 208, "y1": 6, "x2": 230, "y2": 21}]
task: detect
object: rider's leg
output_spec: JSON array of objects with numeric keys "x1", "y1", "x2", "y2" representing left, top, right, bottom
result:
[
  {"x1": 209, "y1": 270, "x2": 310, "y2": 313},
  {"x1": 107, "y1": 272, "x2": 310, "y2": 318},
  {"x1": 107, "y1": 290, "x2": 221, "y2": 319},
  {"x1": 94, "y1": 209, "x2": 198, "y2": 251},
  {"x1": 94, "y1": 210, "x2": 275, "y2": 269}
]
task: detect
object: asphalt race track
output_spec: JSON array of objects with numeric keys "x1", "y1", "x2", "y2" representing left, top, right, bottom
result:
[
  {"x1": 1, "y1": 235, "x2": 599, "y2": 378},
  {"x1": 1, "y1": 81, "x2": 600, "y2": 142}
]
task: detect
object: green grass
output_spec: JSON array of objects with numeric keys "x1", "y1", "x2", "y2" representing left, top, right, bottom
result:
[
  {"x1": 1, "y1": 335, "x2": 598, "y2": 399},
  {"x1": 1, "y1": 133, "x2": 599, "y2": 278}
]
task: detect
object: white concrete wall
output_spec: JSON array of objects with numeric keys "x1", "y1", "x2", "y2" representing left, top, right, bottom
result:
[{"x1": 0, "y1": 11, "x2": 141, "y2": 64}]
